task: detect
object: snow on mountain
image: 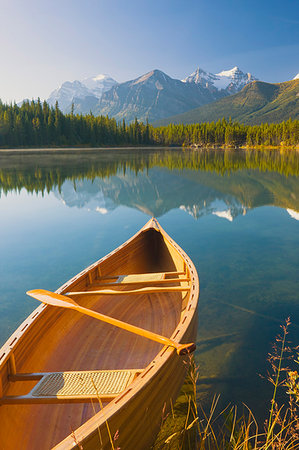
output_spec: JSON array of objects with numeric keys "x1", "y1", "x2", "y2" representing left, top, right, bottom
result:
[
  {"x1": 82, "y1": 74, "x2": 118, "y2": 98},
  {"x1": 183, "y1": 66, "x2": 257, "y2": 93},
  {"x1": 45, "y1": 66, "x2": 258, "y2": 117},
  {"x1": 47, "y1": 74, "x2": 117, "y2": 113},
  {"x1": 97, "y1": 69, "x2": 223, "y2": 123},
  {"x1": 48, "y1": 80, "x2": 91, "y2": 110},
  {"x1": 214, "y1": 67, "x2": 257, "y2": 92},
  {"x1": 182, "y1": 68, "x2": 218, "y2": 88},
  {"x1": 293, "y1": 73, "x2": 299, "y2": 80},
  {"x1": 286, "y1": 208, "x2": 299, "y2": 220}
]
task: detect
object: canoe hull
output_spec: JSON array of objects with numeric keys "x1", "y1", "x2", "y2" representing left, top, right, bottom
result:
[
  {"x1": 55, "y1": 304, "x2": 198, "y2": 449},
  {"x1": 0, "y1": 218, "x2": 199, "y2": 450}
]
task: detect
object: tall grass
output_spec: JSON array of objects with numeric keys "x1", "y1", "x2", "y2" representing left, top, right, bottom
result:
[{"x1": 155, "y1": 319, "x2": 299, "y2": 449}]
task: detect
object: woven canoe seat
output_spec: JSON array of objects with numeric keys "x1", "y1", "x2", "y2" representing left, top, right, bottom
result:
[
  {"x1": 32, "y1": 369, "x2": 137, "y2": 397},
  {"x1": 1, "y1": 369, "x2": 139, "y2": 404}
]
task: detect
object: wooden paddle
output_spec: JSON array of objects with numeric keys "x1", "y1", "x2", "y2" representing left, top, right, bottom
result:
[{"x1": 27, "y1": 289, "x2": 196, "y2": 356}]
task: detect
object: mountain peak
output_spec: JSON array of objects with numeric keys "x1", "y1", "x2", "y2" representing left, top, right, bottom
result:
[
  {"x1": 293, "y1": 73, "x2": 299, "y2": 80},
  {"x1": 132, "y1": 69, "x2": 171, "y2": 85},
  {"x1": 182, "y1": 67, "x2": 217, "y2": 86},
  {"x1": 47, "y1": 73, "x2": 117, "y2": 113},
  {"x1": 91, "y1": 74, "x2": 112, "y2": 81},
  {"x1": 216, "y1": 66, "x2": 241, "y2": 77},
  {"x1": 82, "y1": 74, "x2": 117, "y2": 94},
  {"x1": 183, "y1": 66, "x2": 258, "y2": 93}
]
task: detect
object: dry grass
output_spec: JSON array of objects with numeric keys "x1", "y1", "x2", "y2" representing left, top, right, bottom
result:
[{"x1": 155, "y1": 318, "x2": 299, "y2": 450}]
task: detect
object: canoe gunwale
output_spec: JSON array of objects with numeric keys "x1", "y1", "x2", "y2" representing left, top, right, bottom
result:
[
  {"x1": 54, "y1": 218, "x2": 199, "y2": 449},
  {"x1": 0, "y1": 218, "x2": 159, "y2": 369},
  {"x1": 0, "y1": 217, "x2": 199, "y2": 450}
]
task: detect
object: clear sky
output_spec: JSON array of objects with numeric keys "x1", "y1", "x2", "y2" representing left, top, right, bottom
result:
[{"x1": 0, "y1": 0, "x2": 298, "y2": 103}]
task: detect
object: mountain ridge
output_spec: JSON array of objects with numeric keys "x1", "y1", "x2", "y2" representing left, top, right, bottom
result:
[
  {"x1": 153, "y1": 79, "x2": 299, "y2": 126},
  {"x1": 45, "y1": 66, "x2": 259, "y2": 120},
  {"x1": 94, "y1": 69, "x2": 226, "y2": 123},
  {"x1": 16, "y1": 67, "x2": 297, "y2": 124}
]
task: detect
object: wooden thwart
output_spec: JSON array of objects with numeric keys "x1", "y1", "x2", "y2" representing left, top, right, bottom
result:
[
  {"x1": 78, "y1": 271, "x2": 190, "y2": 293},
  {"x1": 67, "y1": 286, "x2": 190, "y2": 296},
  {"x1": 93, "y1": 278, "x2": 190, "y2": 287},
  {"x1": 96, "y1": 271, "x2": 186, "y2": 282},
  {"x1": 1, "y1": 369, "x2": 139, "y2": 405}
]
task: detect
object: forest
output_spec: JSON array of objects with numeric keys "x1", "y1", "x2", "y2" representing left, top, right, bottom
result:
[{"x1": 0, "y1": 99, "x2": 298, "y2": 148}]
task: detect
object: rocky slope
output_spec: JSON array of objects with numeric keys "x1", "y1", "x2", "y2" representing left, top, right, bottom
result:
[{"x1": 95, "y1": 69, "x2": 225, "y2": 123}]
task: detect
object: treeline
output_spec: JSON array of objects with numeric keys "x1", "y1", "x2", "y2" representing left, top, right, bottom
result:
[
  {"x1": 0, "y1": 99, "x2": 298, "y2": 148},
  {"x1": 154, "y1": 119, "x2": 299, "y2": 147}
]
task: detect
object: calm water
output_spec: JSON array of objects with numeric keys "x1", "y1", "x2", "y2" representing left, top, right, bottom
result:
[{"x1": 0, "y1": 148, "x2": 298, "y2": 420}]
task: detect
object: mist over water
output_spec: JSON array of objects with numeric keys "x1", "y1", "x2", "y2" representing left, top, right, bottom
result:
[{"x1": 0, "y1": 147, "x2": 298, "y2": 419}]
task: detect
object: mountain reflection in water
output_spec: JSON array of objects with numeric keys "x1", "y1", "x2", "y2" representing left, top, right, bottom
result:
[{"x1": 0, "y1": 148, "x2": 298, "y2": 218}]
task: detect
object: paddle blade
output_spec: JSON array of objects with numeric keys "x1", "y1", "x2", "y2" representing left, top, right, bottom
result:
[
  {"x1": 26, "y1": 289, "x2": 78, "y2": 309},
  {"x1": 176, "y1": 342, "x2": 196, "y2": 356}
]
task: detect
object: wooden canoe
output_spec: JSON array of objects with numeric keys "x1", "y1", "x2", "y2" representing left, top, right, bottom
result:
[{"x1": 0, "y1": 218, "x2": 199, "y2": 449}]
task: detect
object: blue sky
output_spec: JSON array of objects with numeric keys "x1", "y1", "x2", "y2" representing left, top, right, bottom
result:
[{"x1": 0, "y1": 0, "x2": 298, "y2": 102}]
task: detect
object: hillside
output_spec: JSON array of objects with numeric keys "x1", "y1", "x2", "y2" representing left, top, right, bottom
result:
[{"x1": 154, "y1": 80, "x2": 299, "y2": 126}]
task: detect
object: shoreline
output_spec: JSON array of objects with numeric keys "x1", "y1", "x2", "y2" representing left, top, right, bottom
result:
[
  {"x1": 0, "y1": 146, "x2": 176, "y2": 154},
  {"x1": 0, "y1": 144, "x2": 297, "y2": 154}
]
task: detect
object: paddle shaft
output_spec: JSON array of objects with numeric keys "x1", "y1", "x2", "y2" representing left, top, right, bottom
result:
[
  {"x1": 74, "y1": 303, "x2": 194, "y2": 355},
  {"x1": 26, "y1": 289, "x2": 195, "y2": 355}
]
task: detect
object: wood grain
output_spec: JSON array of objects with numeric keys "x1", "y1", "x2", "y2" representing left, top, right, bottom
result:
[{"x1": 0, "y1": 218, "x2": 199, "y2": 450}]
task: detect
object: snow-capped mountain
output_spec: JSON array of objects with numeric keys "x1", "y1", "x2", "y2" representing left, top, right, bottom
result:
[
  {"x1": 182, "y1": 68, "x2": 219, "y2": 89},
  {"x1": 47, "y1": 74, "x2": 117, "y2": 113},
  {"x1": 45, "y1": 66, "x2": 257, "y2": 118},
  {"x1": 48, "y1": 80, "x2": 92, "y2": 111},
  {"x1": 81, "y1": 74, "x2": 118, "y2": 98},
  {"x1": 293, "y1": 73, "x2": 299, "y2": 80},
  {"x1": 96, "y1": 69, "x2": 224, "y2": 123},
  {"x1": 182, "y1": 66, "x2": 257, "y2": 94}
]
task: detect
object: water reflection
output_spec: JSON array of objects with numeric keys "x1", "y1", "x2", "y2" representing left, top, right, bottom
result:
[
  {"x1": 0, "y1": 147, "x2": 298, "y2": 423},
  {"x1": 0, "y1": 148, "x2": 298, "y2": 218}
]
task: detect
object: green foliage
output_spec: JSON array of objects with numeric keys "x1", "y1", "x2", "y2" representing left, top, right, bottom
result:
[
  {"x1": 0, "y1": 100, "x2": 298, "y2": 149},
  {"x1": 0, "y1": 101, "x2": 152, "y2": 148}
]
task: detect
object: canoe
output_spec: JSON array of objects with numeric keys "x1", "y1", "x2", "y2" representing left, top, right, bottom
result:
[{"x1": 0, "y1": 218, "x2": 199, "y2": 449}]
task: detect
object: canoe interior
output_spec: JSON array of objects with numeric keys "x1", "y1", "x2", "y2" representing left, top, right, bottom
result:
[{"x1": 0, "y1": 227, "x2": 192, "y2": 450}]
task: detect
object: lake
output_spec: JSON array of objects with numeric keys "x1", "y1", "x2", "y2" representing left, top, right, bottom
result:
[{"x1": 0, "y1": 147, "x2": 298, "y2": 422}]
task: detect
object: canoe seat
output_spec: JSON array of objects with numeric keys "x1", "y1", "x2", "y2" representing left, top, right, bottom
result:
[
  {"x1": 117, "y1": 273, "x2": 165, "y2": 283},
  {"x1": 1, "y1": 369, "x2": 139, "y2": 405},
  {"x1": 93, "y1": 271, "x2": 188, "y2": 287}
]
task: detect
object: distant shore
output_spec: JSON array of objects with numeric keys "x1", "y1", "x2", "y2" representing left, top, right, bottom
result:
[
  {"x1": 0, "y1": 144, "x2": 298, "y2": 153},
  {"x1": 0, "y1": 146, "x2": 174, "y2": 154},
  {"x1": 187, "y1": 143, "x2": 299, "y2": 151}
]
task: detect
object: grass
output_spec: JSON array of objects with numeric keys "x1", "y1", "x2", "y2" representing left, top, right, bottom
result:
[{"x1": 154, "y1": 318, "x2": 299, "y2": 449}]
